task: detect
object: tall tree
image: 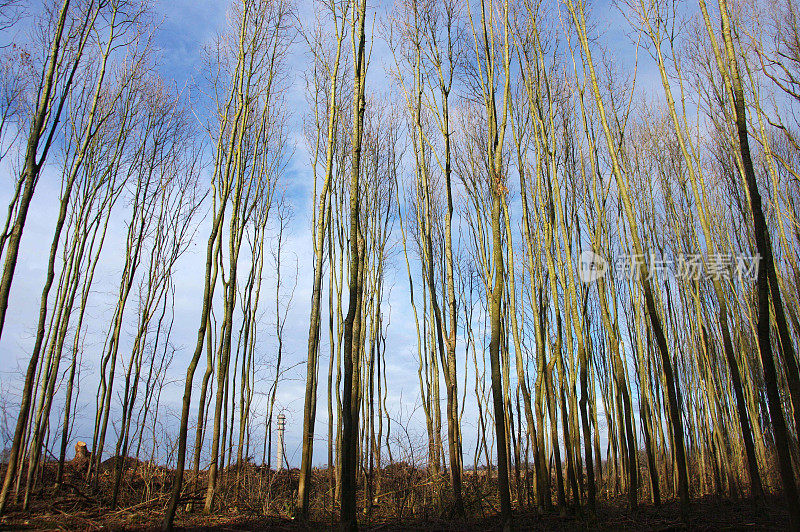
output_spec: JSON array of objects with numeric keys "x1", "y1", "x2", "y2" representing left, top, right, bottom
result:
[
  {"x1": 340, "y1": 0, "x2": 368, "y2": 527},
  {"x1": 297, "y1": 0, "x2": 349, "y2": 516}
]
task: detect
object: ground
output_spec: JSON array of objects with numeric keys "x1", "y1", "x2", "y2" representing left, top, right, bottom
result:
[
  {"x1": 0, "y1": 460, "x2": 789, "y2": 531},
  {"x1": 0, "y1": 495, "x2": 790, "y2": 531}
]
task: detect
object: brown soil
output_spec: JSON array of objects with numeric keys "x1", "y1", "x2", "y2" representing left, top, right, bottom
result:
[{"x1": 0, "y1": 460, "x2": 789, "y2": 531}]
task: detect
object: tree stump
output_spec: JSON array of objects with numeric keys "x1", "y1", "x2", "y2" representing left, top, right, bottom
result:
[{"x1": 72, "y1": 441, "x2": 91, "y2": 472}]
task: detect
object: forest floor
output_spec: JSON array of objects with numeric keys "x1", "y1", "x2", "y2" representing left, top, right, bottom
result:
[
  {"x1": 0, "y1": 494, "x2": 790, "y2": 531},
  {"x1": 0, "y1": 459, "x2": 790, "y2": 531}
]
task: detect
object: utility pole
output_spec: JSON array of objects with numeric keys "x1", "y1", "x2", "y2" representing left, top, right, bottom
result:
[{"x1": 277, "y1": 413, "x2": 286, "y2": 471}]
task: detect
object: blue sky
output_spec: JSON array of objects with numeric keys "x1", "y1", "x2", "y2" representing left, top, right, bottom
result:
[{"x1": 0, "y1": 0, "x2": 686, "y2": 469}]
